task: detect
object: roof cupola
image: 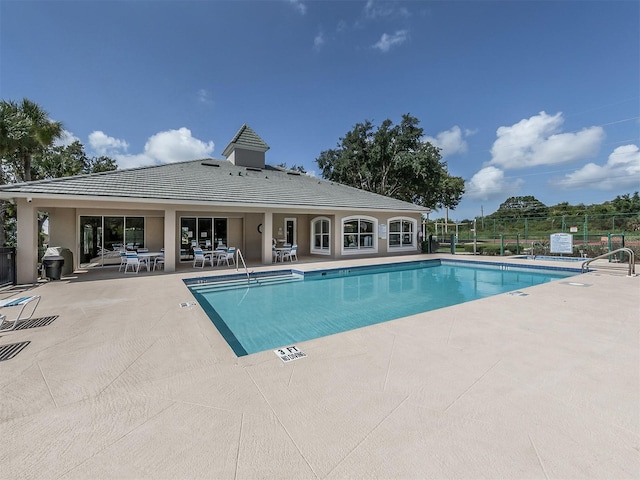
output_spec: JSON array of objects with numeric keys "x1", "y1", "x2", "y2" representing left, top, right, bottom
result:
[{"x1": 221, "y1": 124, "x2": 270, "y2": 169}]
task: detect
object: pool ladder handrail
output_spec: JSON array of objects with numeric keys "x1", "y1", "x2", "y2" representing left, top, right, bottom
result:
[
  {"x1": 530, "y1": 241, "x2": 548, "y2": 258},
  {"x1": 235, "y1": 248, "x2": 251, "y2": 284},
  {"x1": 581, "y1": 247, "x2": 636, "y2": 276}
]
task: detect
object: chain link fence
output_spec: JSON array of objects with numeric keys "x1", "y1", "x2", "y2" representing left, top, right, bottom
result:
[{"x1": 425, "y1": 212, "x2": 640, "y2": 261}]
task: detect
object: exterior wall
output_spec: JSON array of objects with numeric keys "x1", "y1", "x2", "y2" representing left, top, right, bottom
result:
[
  {"x1": 10, "y1": 194, "x2": 425, "y2": 281},
  {"x1": 227, "y1": 148, "x2": 265, "y2": 169},
  {"x1": 243, "y1": 213, "x2": 263, "y2": 261},
  {"x1": 331, "y1": 211, "x2": 423, "y2": 259},
  {"x1": 228, "y1": 218, "x2": 243, "y2": 257},
  {"x1": 48, "y1": 207, "x2": 76, "y2": 256},
  {"x1": 16, "y1": 199, "x2": 38, "y2": 284},
  {"x1": 145, "y1": 217, "x2": 164, "y2": 252}
]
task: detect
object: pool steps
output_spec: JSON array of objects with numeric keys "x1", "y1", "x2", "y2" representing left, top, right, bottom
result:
[{"x1": 189, "y1": 272, "x2": 303, "y2": 293}]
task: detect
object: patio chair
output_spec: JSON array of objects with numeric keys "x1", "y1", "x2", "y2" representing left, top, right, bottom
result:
[
  {"x1": 281, "y1": 244, "x2": 298, "y2": 262},
  {"x1": 217, "y1": 247, "x2": 236, "y2": 266},
  {"x1": 118, "y1": 251, "x2": 127, "y2": 271},
  {"x1": 153, "y1": 249, "x2": 165, "y2": 271},
  {"x1": 0, "y1": 295, "x2": 41, "y2": 333},
  {"x1": 193, "y1": 248, "x2": 212, "y2": 268},
  {"x1": 124, "y1": 252, "x2": 145, "y2": 273}
]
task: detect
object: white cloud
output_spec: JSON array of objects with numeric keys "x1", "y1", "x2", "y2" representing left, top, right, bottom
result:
[
  {"x1": 55, "y1": 129, "x2": 80, "y2": 147},
  {"x1": 314, "y1": 30, "x2": 325, "y2": 50},
  {"x1": 554, "y1": 144, "x2": 640, "y2": 190},
  {"x1": 424, "y1": 126, "x2": 468, "y2": 158},
  {"x1": 88, "y1": 128, "x2": 215, "y2": 170},
  {"x1": 372, "y1": 30, "x2": 408, "y2": 52},
  {"x1": 465, "y1": 166, "x2": 523, "y2": 201},
  {"x1": 88, "y1": 131, "x2": 129, "y2": 156},
  {"x1": 143, "y1": 128, "x2": 214, "y2": 163},
  {"x1": 197, "y1": 89, "x2": 213, "y2": 105},
  {"x1": 288, "y1": 0, "x2": 306, "y2": 15},
  {"x1": 489, "y1": 111, "x2": 604, "y2": 170},
  {"x1": 364, "y1": 0, "x2": 410, "y2": 19}
]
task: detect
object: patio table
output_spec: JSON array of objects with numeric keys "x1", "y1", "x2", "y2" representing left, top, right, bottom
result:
[{"x1": 137, "y1": 252, "x2": 164, "y2": 271}]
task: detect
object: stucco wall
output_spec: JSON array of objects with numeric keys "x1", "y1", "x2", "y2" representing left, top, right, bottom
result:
[
  {"x1": 48, "y1": 207, "x2": 76, "y2": 255},
  {"x1": 145, "y1": 217, "x2": 164, "y2": 252}
]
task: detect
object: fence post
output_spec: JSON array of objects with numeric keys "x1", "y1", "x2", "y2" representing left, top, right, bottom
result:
[
  {"x1": 583, "y1": 215, "x2": 588, "y2": 244},
  {"x1": 500, "y1": 234, "x2": 505, "y2": 256},
  {"x1": 450, "y1": 234, "x2": 455, "y2": 254},
  {"x1": 516, "y1": 233, "x2": 520, "y2": 255}
]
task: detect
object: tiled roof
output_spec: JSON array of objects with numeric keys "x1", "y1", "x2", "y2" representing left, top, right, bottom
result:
[
  {"x1": 221, "y1": 124, "x2": 270, "y2": 157},
  {"x1": 0, "y1": 159, "x2": 427, "y2": 213}
]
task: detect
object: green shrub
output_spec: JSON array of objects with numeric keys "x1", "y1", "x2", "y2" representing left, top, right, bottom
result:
[{"x1": 462, "y1": 243, "x2": 502, "y2": 255}]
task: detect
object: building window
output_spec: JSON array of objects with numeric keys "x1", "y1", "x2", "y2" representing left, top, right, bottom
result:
[
  {"x1": 388, "y1": 217, "x2": 416, "y2": 249},
  {"x1": 311, "y1": 217, "x2": 331, "y2": 255},
  {"x1": 342, "y1": 216, "x2": 377, "y2": 254}
]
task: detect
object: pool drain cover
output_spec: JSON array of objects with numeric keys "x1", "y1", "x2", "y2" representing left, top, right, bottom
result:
[
  {"x1": 507, "y1": 291, "x2": 529, "y2": 296},
  {"x1": 0, "y1": 341, "x2": 30, "y2": 361}
]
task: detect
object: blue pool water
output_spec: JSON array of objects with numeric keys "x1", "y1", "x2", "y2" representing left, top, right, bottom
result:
[{"x1": 186, "y1": 260, "x2": 578, "y2": 356}]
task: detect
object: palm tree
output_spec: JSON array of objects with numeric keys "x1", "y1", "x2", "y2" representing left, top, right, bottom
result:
[{"x1": 0, "y1": 98, "x2": 63, "y2": 182}]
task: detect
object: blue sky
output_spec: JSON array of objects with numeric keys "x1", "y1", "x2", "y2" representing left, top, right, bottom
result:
[{"x1": 1, "y1": 0, "x2": 638, "y2": 220}]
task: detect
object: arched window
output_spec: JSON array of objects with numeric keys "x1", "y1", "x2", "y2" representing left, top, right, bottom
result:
[
  {"x1": 388, "y1": 217, "x2": 417, "y2": 250},
  {"x1": 342, "y1": 216, "x2": 377, "y2": 254},
  {"x1": 311, "y1": 217, "x2": 331, "y2": 255}
]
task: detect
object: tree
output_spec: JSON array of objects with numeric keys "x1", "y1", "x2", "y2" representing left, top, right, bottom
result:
[
  {"x1": 493, "y1": 195, "x2": 548, "y2": 219},
  {"x1": 276, "y1": 162, "x2": 307, "y2": 174},
  {"x1": 611, "y1": 192, "x2": 640, "y2": 213},
  {"x1": 0, "y1": 98, "x2": 63, "y2": 182},
  {"x1": 33, "y1": 140, "x2": 118, "y2": 179},
  {"x1": 315, "y1": 114, "x2": 464, "y2": 210}
]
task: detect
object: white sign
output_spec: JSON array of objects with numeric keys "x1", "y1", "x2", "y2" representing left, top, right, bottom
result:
[
  {"x1": 550, "y1": 233, "x2": 573, "y2": 254},
  {"x1": 274, "y1": 345, "x2": 307, "y2": 363},
  {"x1": 378, "y1": 224, "x2": 387, "y2": 239},
  {"x1": 569, "y1": 226, "x2": 578, "y2": 233}
]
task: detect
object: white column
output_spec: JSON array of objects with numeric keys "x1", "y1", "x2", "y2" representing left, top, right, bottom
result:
[
  {"x1": 163, "y1": 208, "x2": 177, "y2": 272},
  {"x1": 16, "y1": 199, "x2": 38, "y2": 284},
  {"x1": 262, "y1": 211, "x2": 273, "y2": 265}
]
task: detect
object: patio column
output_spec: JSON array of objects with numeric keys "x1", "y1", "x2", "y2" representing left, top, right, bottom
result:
[
  {"x1": 262, "y1": 211, "x2": 273, "y2": 265},
  {"x1": 163, "y1": 208, "x2": 177, "y2": 272},
  {"x1": 16, "y1": 198, "x2": 38, "y2": 284}
]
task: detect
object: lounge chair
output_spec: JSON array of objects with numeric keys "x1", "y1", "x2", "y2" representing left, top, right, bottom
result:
[{"x1": 0, "y1": 295, "x2": 41, "y2": 333}]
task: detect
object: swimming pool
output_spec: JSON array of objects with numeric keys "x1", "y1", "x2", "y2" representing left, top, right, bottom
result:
[{"x1": 185, "y1": 259, "x2": 579, "y2": 356}]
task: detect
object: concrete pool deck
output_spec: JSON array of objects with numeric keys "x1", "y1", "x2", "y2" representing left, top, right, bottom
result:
[{"x1": 1, "y1": 254, "x2": 638, "y2": 479}]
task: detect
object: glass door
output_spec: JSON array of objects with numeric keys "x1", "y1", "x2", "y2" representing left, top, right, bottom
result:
[
  {"x1": 181, "y1": 218, "x2": 197, "y2": 261},
  {"x1": 285, "y1": 218, "x2": 297, "y2": 246},
  {"x1": 79, "y1": 216, "x2": 102, "y2": 266}
]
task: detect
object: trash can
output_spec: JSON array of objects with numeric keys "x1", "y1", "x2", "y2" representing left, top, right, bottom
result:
[{"x1": 42, "y1": 247, "x2": 65, "y2": 280}]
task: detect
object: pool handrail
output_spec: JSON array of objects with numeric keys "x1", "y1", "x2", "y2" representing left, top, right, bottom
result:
[
  {"x1": 235, "y1": 248, "x2": 251, "y2": 284},
  {"x1": 581, "y1": 247, "x2": 635, "y2": 276}
]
